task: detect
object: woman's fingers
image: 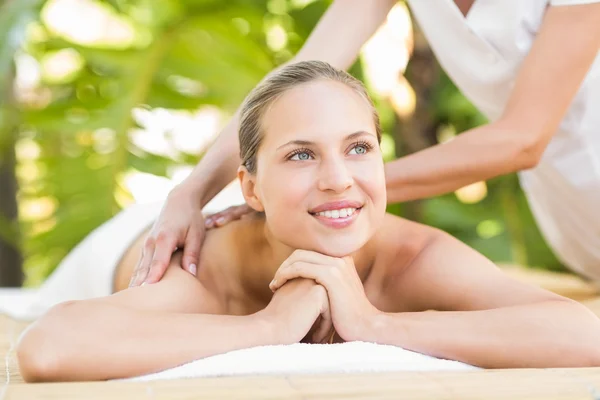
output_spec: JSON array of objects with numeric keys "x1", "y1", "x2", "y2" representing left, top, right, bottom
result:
[
  {"x1": 312, "y1": 300, "x2": 333, "y2": 343},
  {"x1": 270, "y1": 262, "x2": 330, "y2": 292},
  {"x1": 279, "y1": 249, "x2": 344, "y2": 271}
]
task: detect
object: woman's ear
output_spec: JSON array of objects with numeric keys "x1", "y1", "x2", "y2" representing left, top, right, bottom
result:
[{"x1": 237, "y1": 166, "x2": 265, "y2": 212}]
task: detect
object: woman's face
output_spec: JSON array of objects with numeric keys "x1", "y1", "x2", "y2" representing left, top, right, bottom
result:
[{"x1": 241, "y1": 80, "x2": 386, "y2": 257}]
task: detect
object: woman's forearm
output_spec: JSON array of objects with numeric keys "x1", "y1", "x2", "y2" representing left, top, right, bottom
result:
[
  {"x1": 365, "y1": 300, "x2": 600, "y2": 368},
  {"x1": 384, "y1": 121, "x2": 540, "y2": 203},
  {"x1": 17, "y1": 301, "x2": 273, "y2": 382}
]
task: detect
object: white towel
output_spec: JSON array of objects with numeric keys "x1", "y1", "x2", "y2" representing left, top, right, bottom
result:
[{"x1": 126, "y1": 341, "x2": 478, "y2": 381}]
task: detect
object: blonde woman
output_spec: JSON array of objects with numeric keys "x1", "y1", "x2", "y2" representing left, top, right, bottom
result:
[
  {"x1": 130, "y1": 0, "x2": 600, "y2": 287},
  {"x1": 18, "y1": 62, "x2": 600, "y2": 382}
]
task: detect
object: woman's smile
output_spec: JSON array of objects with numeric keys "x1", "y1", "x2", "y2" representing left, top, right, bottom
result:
[{"x1": 309, "y1": 200, "x2": 363, "y2": 229}]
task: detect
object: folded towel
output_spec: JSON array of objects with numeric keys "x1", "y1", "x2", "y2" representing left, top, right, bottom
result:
[{"x1": 126, "y1": 341, "x2": 478, "y2": 381}]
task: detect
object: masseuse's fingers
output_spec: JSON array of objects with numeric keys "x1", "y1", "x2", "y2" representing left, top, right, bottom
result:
[
  {"x1": 181, "y1": 226, "x2": 203, "y2": 276},
  {"x1": 142, "y1": 234, "x2": 179, "y2": 285},
  {"x1": 129, "y1": 236, "x2": 155, "y2": 287},
  {"x1": 205, "y1": 203, "x2": 253, "y2": 228}
]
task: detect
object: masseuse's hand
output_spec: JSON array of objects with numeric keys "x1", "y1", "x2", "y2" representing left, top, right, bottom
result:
[
  {"x1": 204, "y1": 203, "x2": 253, "y2": 229},
  {"x1": 129, "y1": 185, "x2": 204, "y2": 287},
  {"x1": 269, "y1": 250, "x2": 381, "y2": 342},
  {"x1": 259, "y1": 278, "x2": 334, "y2": 345}
]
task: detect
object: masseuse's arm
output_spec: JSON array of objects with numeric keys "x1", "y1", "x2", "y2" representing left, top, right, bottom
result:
[
  {"x1": 177, "y1": 0, "x2": 395, "y2": 207},
  {"x1": 131, "y1": 0, "x2": 397, "y2": 285},
  {"x1": 369, "y1": 227, "x2": 600, "y2": 368},
  {"x1": 385, "y1": 2, "x2": 600, "y2": 202}
]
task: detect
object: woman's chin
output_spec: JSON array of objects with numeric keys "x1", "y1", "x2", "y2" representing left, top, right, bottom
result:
[
  {"x1": 310, "y1": 240, "x2": 366, "y2": 258},
  {"x1": 276, "y1": 227, "x2": 374, "y2": 258}
]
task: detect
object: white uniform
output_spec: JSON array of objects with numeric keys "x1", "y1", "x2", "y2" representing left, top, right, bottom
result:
[{"x1": 406, "y1": 0, "x2": 600, "y2": 280}]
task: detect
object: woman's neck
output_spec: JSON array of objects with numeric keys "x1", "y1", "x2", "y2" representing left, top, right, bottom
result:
[{"x1": 206, "y1": 213, "x2": 378, "y2": 313}]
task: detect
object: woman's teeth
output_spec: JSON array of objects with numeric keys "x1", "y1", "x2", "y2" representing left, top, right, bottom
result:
[{"x1": 315, "y1": 208, "x2": 357, "y2": 219}]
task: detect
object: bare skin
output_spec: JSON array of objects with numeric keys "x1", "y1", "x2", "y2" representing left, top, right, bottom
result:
[
  {"x1": 18, "y1": 211, "x2": 600, "y2": 381},
  {"x1": 454, "y1": 0, "x2": 476, "y2": 17},
  {"x1": 17, "y1": 73, "x2": 600, "y2": 383},
  {"x1": 119, "y1": 214, "x2": 415, "y2": 316}
]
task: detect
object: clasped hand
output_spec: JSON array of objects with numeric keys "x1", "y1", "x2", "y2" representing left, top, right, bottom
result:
[{"x1": 260, "y1": 250, "x2": 381, "y2": 345}]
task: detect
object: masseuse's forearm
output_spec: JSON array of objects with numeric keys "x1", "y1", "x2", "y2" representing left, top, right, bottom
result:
[
  {"x1": 17, "y1": 301, "x2": 272, "y2": 382},
  {"x1": 367, "y1": 300, "x2": 600, "y2": 368},
  {"x1": 385, "y1": 121, "x2": 540, "y2": 203},
  {"x1": 179, "y1": 109, "x2": 244, "y2": 207},
  {"x1": 388, "y1": 4, "x2": 600, "y2": 204},
  {"x1": 180, "y1": 0, "x2": 395, "y2": 206}
]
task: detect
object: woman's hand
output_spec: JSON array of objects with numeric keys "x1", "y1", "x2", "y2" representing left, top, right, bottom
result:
[
  {"x1": 269, "y1": 250, "x2": 381, "y2": 342},
  {"x1": 129, "y1": 185, "x2": 205, "y2": 287},
  {"x1": 259, "y1": 278, "x2": 334, "y2": 345}
]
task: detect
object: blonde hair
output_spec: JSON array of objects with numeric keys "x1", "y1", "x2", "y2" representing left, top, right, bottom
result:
[{"x1": 239, "y1": 60, "x2": 381, "y2": 173}]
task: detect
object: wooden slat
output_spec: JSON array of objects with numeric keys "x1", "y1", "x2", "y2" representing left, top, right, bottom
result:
[
  {"x1": 500, "y1": 265, "x2": 599, "y2": 302},
  {"x1": 0, "y1": 314, "x2": 28, "y2": 386},
  {"x1": 3, "y1": 368, "x2": 600, "y2": 400}
]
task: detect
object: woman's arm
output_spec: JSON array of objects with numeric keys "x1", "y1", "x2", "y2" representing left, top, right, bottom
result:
[
  {"x1": 16, "y1": 262, "x2": 273, "y2": 382},
  {"x1": 367, "y1": 227, "x2": 600, "y2": 368},
  {"x1": 385, "y1": 3, "x2": 600, "y2": 203}
]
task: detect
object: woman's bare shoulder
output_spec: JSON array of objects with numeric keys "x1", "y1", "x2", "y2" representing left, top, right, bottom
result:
[
  {"x1": 200, "y1": 213, "x2": 273, "y2": 312},
  {"x1": 201, "y1": 212, "x2": 265, "y2": 271},
  {"x1": 362, "y1": 214, "x2": 443, "y2": 312},
  {"x1": 370, "y1": 213, "x2": 441, "y2": 270}
]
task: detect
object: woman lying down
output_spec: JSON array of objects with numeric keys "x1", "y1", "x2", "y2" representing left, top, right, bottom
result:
[{"x1": 17, "y1": 61, "x2": 600, "y2": 382}]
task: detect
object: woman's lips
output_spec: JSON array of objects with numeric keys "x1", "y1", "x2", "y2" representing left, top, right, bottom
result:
[{"x1": 311, "y1": 207, "x2": 361, "y2": 229}]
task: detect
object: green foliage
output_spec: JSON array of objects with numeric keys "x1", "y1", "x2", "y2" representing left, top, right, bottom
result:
[{"x1": 0, "y1": 0, "x2": 564, "y2": 286}]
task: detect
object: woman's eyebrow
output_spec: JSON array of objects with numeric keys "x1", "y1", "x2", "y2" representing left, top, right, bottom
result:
[
  {"x1": 276, "y1": 131, "x2": 375, "y2": 150},
  {"x1": 345, "y1": 131, "x2": 376, "y2": 141},
  {"x1": 277, "y1": 140, "x2": 313, "y2": 150}
]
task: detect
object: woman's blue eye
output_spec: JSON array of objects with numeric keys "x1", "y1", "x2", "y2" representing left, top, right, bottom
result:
[
  {"x1": 290, "y1": 151, "x2": 312, "y2": 161},
  {"x1": 349, "y1": 144, "x2": 368, "y2": 155}
]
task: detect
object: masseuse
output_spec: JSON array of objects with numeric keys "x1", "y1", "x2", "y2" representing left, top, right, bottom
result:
[{"x1": 129, "y1": 0, "x2": 600, "y2": 287}]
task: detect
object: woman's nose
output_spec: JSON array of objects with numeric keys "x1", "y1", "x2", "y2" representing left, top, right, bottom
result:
[{"x1": 317, "y1": 158, "x2": 353, "y2": 193}]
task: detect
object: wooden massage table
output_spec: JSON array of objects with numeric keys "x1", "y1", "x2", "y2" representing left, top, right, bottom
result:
[{"x1": 2, "y1": 266, "x2": 600, "y2": 399}]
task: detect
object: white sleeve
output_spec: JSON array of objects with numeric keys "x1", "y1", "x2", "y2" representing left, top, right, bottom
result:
[{"x1": 550, "y1": 0, "x2": 600, "y2": 5}]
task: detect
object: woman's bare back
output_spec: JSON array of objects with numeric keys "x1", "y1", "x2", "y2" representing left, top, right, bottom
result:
[{"x1": 113, "y1": 212, "x2": 437, "y2": 316}]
